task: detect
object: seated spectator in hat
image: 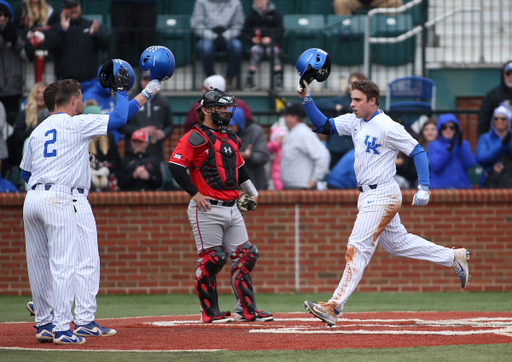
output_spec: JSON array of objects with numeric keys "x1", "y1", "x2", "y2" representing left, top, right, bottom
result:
[
  {"x1": 280, "y1": 103, "x2": 330, "y2": 190},
  {"x1": 428, "y1": 113, "x2": 476, "y2": 189},
  {"x1": 476, "y1": 103, "x2": 512, "y2": 188},
  {"x1": 118, "y1": 70, "x2": 173, "y2": 162},
  {"x1": 184, "y1": 74, "x2": 254, "y2": 133},
  {"x1": 228, "y1": 106, "x2": 270, "y2": 190},
  {"x1": 117, "y1": 129, "x2": 163, "y2": 191}
]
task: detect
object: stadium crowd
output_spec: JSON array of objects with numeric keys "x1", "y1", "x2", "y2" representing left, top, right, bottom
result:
[{"x1": 1, "y1": 0, "x2": 511, "y2": 193}]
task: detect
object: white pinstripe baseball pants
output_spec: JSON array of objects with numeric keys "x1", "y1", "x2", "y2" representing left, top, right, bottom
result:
[
  {"x1": 24, "y1": 188, "x2": 78, "y2": 332},
  {"x1": 329, "y1": 181, "x2": 455, "y2": 313},
  {"x1": 73, "y1": 191, "x2": 100, "y2": 325}
]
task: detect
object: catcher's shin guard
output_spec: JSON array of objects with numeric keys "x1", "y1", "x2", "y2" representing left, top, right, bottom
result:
[
  {"x1": 231, "y1": 242, "x2": 260, "y2": 321},
  {"x1": 195, "y1": 247, "x2": 231, "y2": 323}
]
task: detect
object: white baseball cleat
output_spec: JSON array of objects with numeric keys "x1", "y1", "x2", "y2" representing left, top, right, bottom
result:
[
  {"x1": 451, "y1": 248, "x2": 470, "y2": 289},
  {"x1": 304, "y1": 300, "x2": 339, "y2": 327}
]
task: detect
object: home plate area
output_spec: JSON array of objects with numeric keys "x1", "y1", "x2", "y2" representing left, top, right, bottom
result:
[{"x1": 2, "y1": 311, "x2": 512, "y2": 352}]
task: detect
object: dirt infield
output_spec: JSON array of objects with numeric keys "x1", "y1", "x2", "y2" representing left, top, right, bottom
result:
[{"x1": 1, "y1": 311, "x2": 512, "y2": 351}]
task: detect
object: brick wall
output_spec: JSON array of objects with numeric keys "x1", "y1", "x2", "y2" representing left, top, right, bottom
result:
[{"x1": 2, "y1": 190, "x2": 511, "y2": 296}]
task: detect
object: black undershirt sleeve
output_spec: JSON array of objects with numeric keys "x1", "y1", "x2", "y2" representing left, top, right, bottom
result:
[
  {"x1": 168, "y1": 163, "x2": 198, "y2": 197},
  {"x1": 238, "y1": 164, "x2": 250, "y2": 185}
]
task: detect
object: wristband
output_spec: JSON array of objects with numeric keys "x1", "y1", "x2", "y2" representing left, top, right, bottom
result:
[{"x1": 240, "y1": 180, "x2": 258, "y2": 197}]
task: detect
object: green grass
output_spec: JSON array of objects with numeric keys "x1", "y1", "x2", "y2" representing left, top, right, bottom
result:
[
  {"x1": 1, "y1": 345, "x2": 512, "y2": 362},
  {"x1": 1, "y1": 292, "x2": 511, "y2": 361},
  {"x1": 1, "y1": 292, "x2": 511, "y2": 323}
]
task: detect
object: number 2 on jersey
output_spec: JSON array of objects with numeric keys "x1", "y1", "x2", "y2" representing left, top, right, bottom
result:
[{"x1": 44, "y1": 129, "x2": 57, "y2": 157}]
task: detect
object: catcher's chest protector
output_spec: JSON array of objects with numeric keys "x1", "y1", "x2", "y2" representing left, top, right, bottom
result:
[{"x1": 192, "y1": 125, "x2": 239, "y2": 190}]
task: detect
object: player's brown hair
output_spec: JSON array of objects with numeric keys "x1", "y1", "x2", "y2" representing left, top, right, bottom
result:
[
  {"x1": 54, "y1": 79, "x2": 82, "y2": 108},
  {"x1": 351, "y1": 80, "x2": 380, "y2": 106},
  {"x1": 196, "y1": 108, "x2": 205, "y2": 123},
  {"x1": 43, "y1": 81, "x2": 59, "y2": 112}
]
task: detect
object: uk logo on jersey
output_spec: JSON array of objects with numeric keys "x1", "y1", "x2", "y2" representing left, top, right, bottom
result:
[{"x1": 364, "y1": 135, "x2": 381, "y2": 154}]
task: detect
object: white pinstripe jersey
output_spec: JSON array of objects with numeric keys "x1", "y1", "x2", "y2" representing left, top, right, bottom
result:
[
  {"x1": 20, "y1": 112, "x2": 109, "y2": 190},
  {"x1": 333, "y1": 110, "x2": 418, "y2": 185}
]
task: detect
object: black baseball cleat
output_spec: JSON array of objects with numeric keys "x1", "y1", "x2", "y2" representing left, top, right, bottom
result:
[
  {"x1": 201, "y1": 310, "x2": 232, "y2": 323},
  {"x1": 234, "y1": 309, "x2": 273, "y2": 322}
]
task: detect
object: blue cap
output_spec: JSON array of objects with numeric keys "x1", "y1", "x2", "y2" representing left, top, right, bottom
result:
[{"x1": 228, "y1": 107, "x2": 245, "y2": 132}]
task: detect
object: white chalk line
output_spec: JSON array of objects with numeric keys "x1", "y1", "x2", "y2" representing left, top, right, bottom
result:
[{"x1": 148, "y1": 317, "x2": 512, "y2": 338}]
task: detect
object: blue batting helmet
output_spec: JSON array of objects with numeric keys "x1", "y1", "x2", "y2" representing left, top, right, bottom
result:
[
  {"x1": 98, "y1": 59, "x2": 135, "y2": 91},
  {"x1": 296, "y1": 48, "x2": 331, "y2": 87},
  {"x1": 139, "y1": 46, "x2": 176, "y2": 81}
]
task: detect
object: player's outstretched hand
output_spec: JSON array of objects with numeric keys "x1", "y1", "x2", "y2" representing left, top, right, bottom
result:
[
  {"x1": 297, "y1": 80, "x2": 310, "y2": 99},
  {"x1": 141, "y1": 79, "x2": 161, "y2": 99},
  {"x1": 113, "y1": 68, "x2": 130, "y2": 92},
  {"x1": 412, "y1": 185, "x2": 430, "y2": 207}
]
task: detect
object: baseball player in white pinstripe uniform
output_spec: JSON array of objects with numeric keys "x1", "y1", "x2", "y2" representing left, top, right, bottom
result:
[
  {"x1": 298, "y1": 80, "x2": 470, "y2": 327},
  {"x1": 23, "y1": 67, "x2": 162, "y2": 342},
  {"x1": 20, "y1": 71, "x2": 132, "y2": 344}
]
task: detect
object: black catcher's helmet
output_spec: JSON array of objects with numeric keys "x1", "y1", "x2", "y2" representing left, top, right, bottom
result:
[{"x1": 197, "y1": 88, "x2": 237, "y2": 126}]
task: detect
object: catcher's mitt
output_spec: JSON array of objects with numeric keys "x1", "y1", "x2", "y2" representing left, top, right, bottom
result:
[{"x1": 237, "y1": 194, "x2": 257, "y2": 216}]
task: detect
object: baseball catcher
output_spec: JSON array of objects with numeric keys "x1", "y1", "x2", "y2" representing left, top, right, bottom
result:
[{"x1": 168, "y1": 88, "x2": 272, "y2": 324}]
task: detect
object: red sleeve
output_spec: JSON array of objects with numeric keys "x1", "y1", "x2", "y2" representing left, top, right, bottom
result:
[{"x1": 169, "y1": 131, "x2": 208, "y2": 168}]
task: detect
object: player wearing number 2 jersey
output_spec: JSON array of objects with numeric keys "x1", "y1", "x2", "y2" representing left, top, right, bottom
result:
[
  {"x1": 298, "y1": 80, "x2": 471, "y2": 327},
  {"x1": 20, "y1": 71, "x2": 131, "y2": 344}
]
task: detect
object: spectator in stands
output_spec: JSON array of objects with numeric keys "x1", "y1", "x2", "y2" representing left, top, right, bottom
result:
[
  {"x1": 417, "y1": 117, "x2": 437, "y2": 150},
  {"x1": 117, "y1": 129, "x2": 163, "y2": 191},
  {"x1": 13, "y1": 0, "x2": 59, "y2": 83},
  {"x1": 242, "y1": 0, "x2": 284, "y2": 90},
  {"x1": 228, "y1": 106, "x2": 270, "y2": 190},
  {"x1": 326, "y1": 148, "x2": 357, "y2": 189},
  {"x1": 476, "y1": 104, "x2": 512, "y2": 188},
  {"x1": 6, "y1": 82, "x2": 46, "y2": 172},
  {"x1": 267, "y1": 124, "x2": 287, "y2": 190},
  {"x1": 280, "y1": 103, "x2": 330, "y2": 190},
  {"x1": 45, "y1": 0, "x2": 109, "y2": 94},
  {"x1": 118, "y1": 71, "x2": 173, "y2": 162},
  {"x1": 84, "y1": 102, "x2": 121, "y2": 192},
  {"x1": 316, "y1": 72, "x2": 367, "y2": 169},
  {"x1": 191, "y1": 0, "x2": 244, "y2": 89},
  {"x1": 477, "y1": 60, "x2": 512, "y2": 137},
  {"x1": 0, "y1": 0, "x2": 26, "y2": 126},
  {"x1": 109, "y1": 0, "x2": 157, "y2": 66},
  {"x1": 333, "y1": 0, "x2": 403, "y2": 15},
  {"x1": 428, "y1": 113, "x2": 476, "y2": 189},
  {"x1": 184, "y1": 74, "x2": 254, "y2": 133},
  {"x1": 0, "y1": 159, "x2": 16, "y2": 192}
]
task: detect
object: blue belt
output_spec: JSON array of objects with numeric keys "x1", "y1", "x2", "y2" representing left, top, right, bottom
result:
[
  {"x1": 31, "y1": 184, "x2": 85, "y2": 194},
  {"x1": 358, "y1": 184, "x2": 378, "y2": 192}
]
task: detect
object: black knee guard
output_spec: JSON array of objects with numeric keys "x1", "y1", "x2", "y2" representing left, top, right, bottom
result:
[
  {"x1": 231, "y1": 242, "x2": 259, "y2": 321},
  {"x1": 195, "y1": 247, "x2": 230, "y2": 323}
]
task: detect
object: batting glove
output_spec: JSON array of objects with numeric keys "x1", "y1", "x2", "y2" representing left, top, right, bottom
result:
[
  {"x1": 113, "y1": 68, "x2": 130, "y2": 92},
  {"x1": 412, "y1": 185, "x2": 430, "y2": 207},
  {"x1": 141, "y1": 79, "x2": 161, "y2": 99},
  {"x1": 297, "y1": 82, "x2": 312, "y2": 104}
]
